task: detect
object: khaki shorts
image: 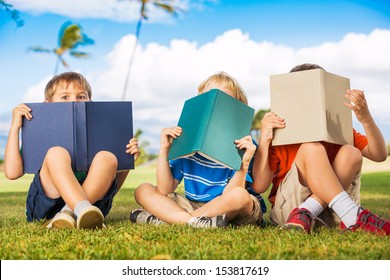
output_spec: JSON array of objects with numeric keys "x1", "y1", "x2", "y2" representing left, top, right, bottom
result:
[
  {"x1": 167, "y1": 192, "x2": 263, "y2": 226},
  {"x1": 270, "y1": 162, "x2": 361, "y2": 228}
]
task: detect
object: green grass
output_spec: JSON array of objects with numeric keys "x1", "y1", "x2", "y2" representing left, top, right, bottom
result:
[{"x1": 0, "y1": 167, "x2": 389, "y2": 260}]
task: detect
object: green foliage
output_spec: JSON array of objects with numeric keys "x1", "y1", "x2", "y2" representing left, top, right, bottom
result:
[
  {"x1": 133, "y1": 128, "x2": 157, "y2": 166},
  {"x1": 251, "y1": 108, "x2": 270, "y2": 142},
  {"x1": 0, "y1": 169, "x2": 389, "y2": 260},
  {"x1": 28, "y1": 21, "x2": 94, "y2": 74},
  {"x1": 1, "y1": 0, "x2": 24, "y2": 28},
  {"x1": 387, "y1": 142, "x2": 390, "y2": 155}
]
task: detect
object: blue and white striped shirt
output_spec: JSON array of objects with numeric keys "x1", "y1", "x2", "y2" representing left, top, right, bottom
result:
[{"x1": 169, "y1": 152, "x2": 251, "y2": 202}]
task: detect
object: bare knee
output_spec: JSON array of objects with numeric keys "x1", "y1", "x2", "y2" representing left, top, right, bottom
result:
[
  {"x1": 93, "y1": 151, "x2": 118, "y2": 170},
  {"x1": 299, "y1": 142, "x2": 326, "y2": 157},
  {"x1": 134, "y1": 182, "x2": 156, "y2": 204},
  {"x1": 224, "y1": 187, "x2": 252, "y2": 210},
  {"x1": 336, "y1": 145, "x2": 363, "y2": 172},
  {"x1": 44, "y1": 146, "x2": 71, "y2": 164}
]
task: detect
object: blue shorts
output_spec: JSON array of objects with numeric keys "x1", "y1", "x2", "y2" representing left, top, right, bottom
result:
[{"x1": 26, "y1": 172, "x2": 118, "y2": 222}]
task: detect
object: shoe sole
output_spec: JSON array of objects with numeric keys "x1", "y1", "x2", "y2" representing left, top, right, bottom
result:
[
  {"x1": 47, "y1": 213, "x2": 76, "y2": 229},
  {"x1": 280, "y1": 223, "x2": 307, "y2": 233},
  {"x1": 77, "y1": 207, "x2": 104, "y2": 229}
]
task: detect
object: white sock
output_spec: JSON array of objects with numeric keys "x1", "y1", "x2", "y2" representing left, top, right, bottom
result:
[
  {"x1": 299, "y1": 197, "x2": 324, "y2": 217},
  {"x1": 329, "y1": 191, "x2": 360, "y2": 227},
  {"x1": 74, "y1": 200, "x2": 92, "y2": 218},
  {"x1": 61, "y1": 204, "x2": 73, "y2": 213}
]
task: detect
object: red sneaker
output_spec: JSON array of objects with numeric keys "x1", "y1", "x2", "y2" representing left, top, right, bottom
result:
[
  {"x1": 280, "y1": 208, "x2": 314, "y2": 233},
  {"x1": 341, "y1": 209, "x2": 390, "y2": 235}
]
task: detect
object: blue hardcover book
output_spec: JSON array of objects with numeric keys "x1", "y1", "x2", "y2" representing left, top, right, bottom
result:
[{"x1": 22, "y1": 101, "x2": 134, "y2": 173}]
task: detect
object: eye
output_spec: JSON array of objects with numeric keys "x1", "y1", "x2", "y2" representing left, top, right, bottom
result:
[
  {"x1": 78, "y1": 94, "x2": 88, "y2": 100},
  {"x1": 61, "y1": 95, "x2": 69, "y2": 100}
]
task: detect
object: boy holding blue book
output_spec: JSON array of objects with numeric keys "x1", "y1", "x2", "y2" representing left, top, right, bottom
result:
[{"x1": 4, "y1": 72, "x2": 140, "y2": 230}]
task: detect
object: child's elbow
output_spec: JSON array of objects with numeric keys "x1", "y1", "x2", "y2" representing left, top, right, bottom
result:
[
  {"x1": 377, "y1": 153, "x2": 388, "y2": 162},
  {"x1": 4, "y1": 168, "x2": 23, "y2": 180}
]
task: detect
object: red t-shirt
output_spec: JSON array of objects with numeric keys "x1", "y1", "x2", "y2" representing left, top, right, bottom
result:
[{"x1": 267, "y1": 129, "x2": 368, "y2": 206}]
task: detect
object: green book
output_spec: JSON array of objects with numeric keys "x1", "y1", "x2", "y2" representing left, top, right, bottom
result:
[{"x1": 168, "y1": 89, "x2": 255, "y2": 170}]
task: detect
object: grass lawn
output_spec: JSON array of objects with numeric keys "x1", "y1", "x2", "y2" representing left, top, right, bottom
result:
[{"x1": 0, "y1": 166, "x2": 389, "y2": 260}]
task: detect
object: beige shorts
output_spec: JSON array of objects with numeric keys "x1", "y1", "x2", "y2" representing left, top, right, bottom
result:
[
  {"x1": 167, "y1": 192, "x2": 263, "y2": 226},
  {"x1": 270, "y1": 162, "x2": 361, "y2": 228}
]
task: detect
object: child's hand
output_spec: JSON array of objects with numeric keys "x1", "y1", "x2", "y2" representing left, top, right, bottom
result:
[
  {"x1": 11, "y1": 104, "x2": 32, "y2": 129},
  {"x1": 235, "y1": 135, "x2": 256, "y2": 170},
  {"x1": 160, "y1": 126, "x2": 182, "y2": 150},
  {"x1": 259, "y1": 112, "x2": 285, "y2": 144},
  {"x1": 126, "y1": 138, "x2": 140, "y2": 161},
  {"x1": 344, "y1": 89, "x2": 372, "y2": 124}
]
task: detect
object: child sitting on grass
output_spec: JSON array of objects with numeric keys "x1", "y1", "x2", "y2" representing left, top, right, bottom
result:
[
  {"x1": 130, "y1": 71, "x2": 266, "y2": 228},
  {"x1": 252, "y1": 63, "x2": 390, "y2": 235},
  {"x1": 4, "y1": 72, "x2": 140, "y2": 230}
]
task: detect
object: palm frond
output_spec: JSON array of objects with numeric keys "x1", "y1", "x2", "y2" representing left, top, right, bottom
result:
[
  {"x1": 69, "y1": 51, "x2": 90, "y2": 58},
  {"x1": 58, "y1": 21, "x2": 94, "y2": 50},
  {"x1": 153, "y1": 2, "x2": 178, "y2": 16},
  {"x1": 27, "y1": 46, "x2": 53, "y2": 53},
  {"x1": 1, "y1": 0, "x2": 24, "y2": 28}
]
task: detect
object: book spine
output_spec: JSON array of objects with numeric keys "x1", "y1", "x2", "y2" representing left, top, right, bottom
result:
[
  {"x1": 196, "y1": 92, "x2": 216, "y2": 150},
  {"x1": 74, "y1": 102, "x2": 88, "y2": 172},
  {"x1": 319, "y1": 70, "x2": 328, "y2": 141}
]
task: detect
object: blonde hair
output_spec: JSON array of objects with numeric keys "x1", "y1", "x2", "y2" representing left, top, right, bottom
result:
[
  {"x1": 197, "y1": 71, "x2": 248, "y2": 105},
  {"x1": 44, "y1": 72, "x2": 92, "y2": 101}
]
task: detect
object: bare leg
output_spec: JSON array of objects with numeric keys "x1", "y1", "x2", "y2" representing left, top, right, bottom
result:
[
  {"x1": 40, "y1": 147, "x2": 88, "y2": 210},
  {"x1": 331, "y1": 145, "x2": 362, "y2": 190},
  {"x1": 81, "y1": 151, "x2": 118, "y2": 203},
  {"x1": 135, "y1": 183, "x2": 253, "y2": 224},
  {"x1": 191, "y1": 187, "x2": 253, "y2": 220},
  {"x1": 294, "y1": 142, "x2": 344, "y2": 204},
  {"x1": 135, "y1": 183, "x2": 192, "y2": 224},
  {"x1": 40, "y1": 148, "x2": 117, "y2": 210}
]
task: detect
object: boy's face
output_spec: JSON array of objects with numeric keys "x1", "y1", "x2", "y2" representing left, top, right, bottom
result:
[
  {"x1": 201, "y1": 81, "x2": 235, "y2": 99},
  {"x1": 48, "y1": 82, "x2": 90, "y2": 102}
]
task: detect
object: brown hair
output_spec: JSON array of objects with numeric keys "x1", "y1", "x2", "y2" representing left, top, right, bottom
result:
[
  {"x1": 290, "y1": 63, "x2": 325, "y2": 73},
  {"x1": 197, "y1": 71, "x2": 248, "y2": 105},
  {"x1": 44, "y1": 72, "x2": 92, "y2": 101}
]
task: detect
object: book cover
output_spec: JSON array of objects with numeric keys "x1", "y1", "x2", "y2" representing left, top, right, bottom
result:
[
  {"x1": 22, "y1": 101, "x2": 134, "y2": 173},
  {"x1": 168, "y1": 89, "x2": 255, "y2": 170},
  {"x1": 270, "y1": 69, "x2": 353, "y2": 146}
]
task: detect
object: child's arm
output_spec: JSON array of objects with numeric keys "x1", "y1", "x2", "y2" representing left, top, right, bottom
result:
[
  {"x1": 252, "y1": 112, "x2": 286, "y2": 193},
  {"x1": 156, "y1": 126, "x2": 182, "y2": 194},
  {"x1": 116, "y1": 138, "x2": 141, "y2": 189},
  {"x1": 4, "y1": 104, "x2": 32, "y2": 180},
  {"x1": 224, "y1": 136, "x2": 256, "y2": 192},
  {"x1": 345, "y1": 89, "x2": 387, "y2": 162}
]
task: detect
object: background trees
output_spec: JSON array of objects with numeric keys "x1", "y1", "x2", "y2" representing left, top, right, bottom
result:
[
  {"x1": 28, "y1": 21, "x2": 94, "y2": 75},
  {"x1": 121, "y1": 0, "x2": 179, "y2": 100}
]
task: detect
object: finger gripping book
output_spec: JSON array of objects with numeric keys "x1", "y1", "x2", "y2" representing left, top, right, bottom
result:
[
  {"x1": 22, "y1": 101, "x2": 134, "y2": 173},
  {"x1": 270, "y1": 69, "x2": 353, "y2": 146},
  {"x1": 168, "y1": 89, "x2": 255, "y2": 170}
]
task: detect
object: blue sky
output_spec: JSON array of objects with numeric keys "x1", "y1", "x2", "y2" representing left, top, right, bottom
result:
[{"x1": 1, "y1": 0, "x2": 390, "y2": 156}]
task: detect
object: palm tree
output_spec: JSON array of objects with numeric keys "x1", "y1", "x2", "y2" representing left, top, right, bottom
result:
[
  {"x1": 121, "y1": 0, "x2": 179, "y2": 100},
  {"x1": 28, "y1": 21, "x2": 94, "y2": 75},
  {"x1": 1, "y1": 0, "x2": 24, "y2": 28}
]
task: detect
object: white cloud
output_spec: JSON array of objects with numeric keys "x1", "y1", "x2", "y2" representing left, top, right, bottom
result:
[
  {"x1": 11, "y1": 0, "x2": 190, "y2": 23},
  {"x1": 5, "y1": 28, "x2": 390, "y2": 155}
]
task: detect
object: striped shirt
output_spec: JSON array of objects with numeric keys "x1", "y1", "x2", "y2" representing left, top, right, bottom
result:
[{"x1": 169, "y1": 152, "x2": 251, "y2": 202}]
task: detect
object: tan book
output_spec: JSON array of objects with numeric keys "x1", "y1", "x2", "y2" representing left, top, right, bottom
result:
[{"x1": 270, "y1": 68, "x2": 353, "y2": 146}]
